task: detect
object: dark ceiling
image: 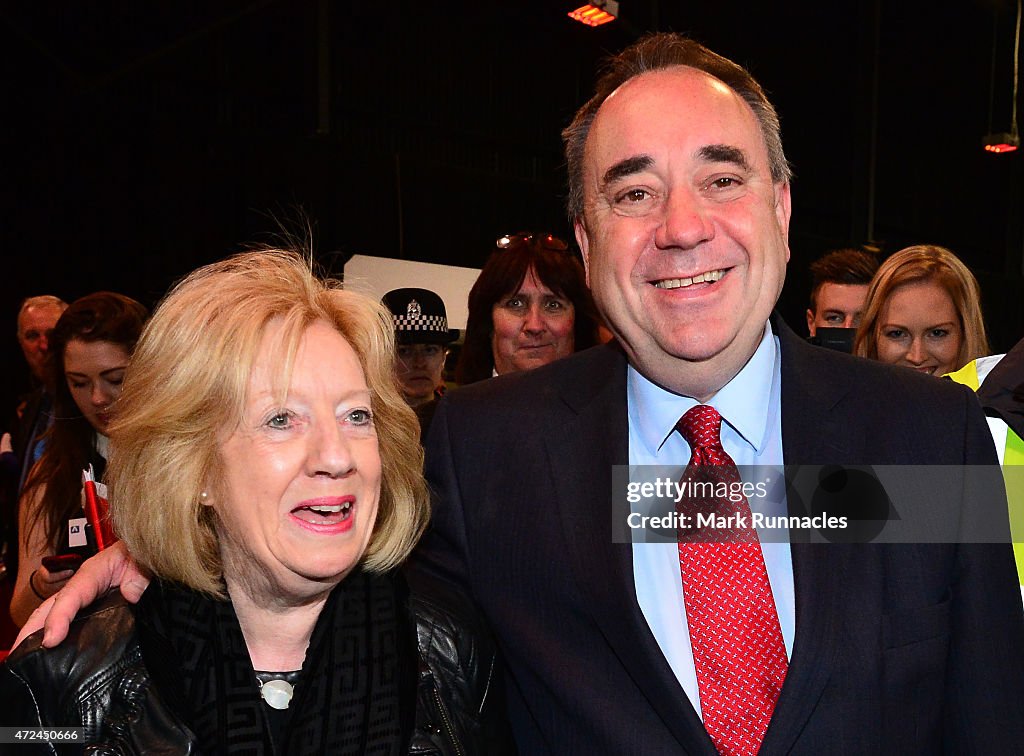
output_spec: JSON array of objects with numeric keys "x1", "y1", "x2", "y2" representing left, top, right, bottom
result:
[{"x1": 3, "y1": 0, "x2": 1022, "y2": 406}]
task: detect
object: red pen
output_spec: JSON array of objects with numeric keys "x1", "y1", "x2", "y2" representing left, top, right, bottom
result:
[{"x1": 82, "y1": 465, "x2": 114, "y2": 551}]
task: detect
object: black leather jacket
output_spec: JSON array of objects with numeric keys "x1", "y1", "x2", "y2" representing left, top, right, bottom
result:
[{"x1": 1, "y1": 572, "x2": 514, "y2": 755}]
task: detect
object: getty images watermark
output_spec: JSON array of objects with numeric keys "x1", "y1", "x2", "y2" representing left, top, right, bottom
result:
[
  {"x1": 626, "y1": 476, "x2": 848, "y2": 533},
  {"x1": 612, "y1": 464, "x2": 1021, "y2": 545}
]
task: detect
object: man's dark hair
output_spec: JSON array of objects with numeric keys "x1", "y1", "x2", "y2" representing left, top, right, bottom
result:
[
  {"x1": 808, "y1": 248, "x2": 880, "y2": 311},
  {"x1": 562, "y1": 32, "x2": 792, "y2": 220}
]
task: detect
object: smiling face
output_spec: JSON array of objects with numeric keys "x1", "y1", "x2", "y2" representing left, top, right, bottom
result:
[
  {"x1": 875, "y1": 280, "x2": 963, "y2": 376},
  {"x1": 211, "y1": 319, "x2": 382, "y2": 604},
  {"x1": 574, "y1": 66, "x2": 791, "y2": 399},
  {"x1": 490, "y1": 267, "x2": 575, "y2": 375},
  {"x1": 63, "y1": 339, "x2": 131, "y2": 434}
]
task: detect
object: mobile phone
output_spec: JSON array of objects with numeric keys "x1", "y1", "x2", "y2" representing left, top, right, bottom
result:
[{"x1": 41, "y1": 553, "x2": 84, "y2": 573}]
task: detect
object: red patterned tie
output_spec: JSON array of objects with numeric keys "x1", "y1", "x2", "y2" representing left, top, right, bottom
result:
[{"x1": 676, "y1": 404, "x2": 787, "y2": 756}]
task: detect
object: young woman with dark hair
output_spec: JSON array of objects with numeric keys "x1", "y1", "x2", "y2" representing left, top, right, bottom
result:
[{"x1": 10, "y1": 291, "x2": 147, "y2": 625}]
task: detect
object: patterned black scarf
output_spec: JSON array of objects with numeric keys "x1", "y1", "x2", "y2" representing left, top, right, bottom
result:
[{"x1": 134, "y1": 569, "x2": 417, "y2": 755}]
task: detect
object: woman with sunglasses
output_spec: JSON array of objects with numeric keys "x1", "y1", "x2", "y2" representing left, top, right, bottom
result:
[{"x1": 456, "y1": 232, "x2": 601, "y2": 384}]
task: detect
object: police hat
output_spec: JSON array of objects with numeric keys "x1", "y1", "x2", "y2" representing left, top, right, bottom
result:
[{"x1": 381, "y1": 288, "x2": 459, "y2": 345}]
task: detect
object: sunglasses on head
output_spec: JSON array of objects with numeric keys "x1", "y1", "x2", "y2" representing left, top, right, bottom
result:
[{"x1": 495, "y1": 232, "x2": 570, "y2": 253}]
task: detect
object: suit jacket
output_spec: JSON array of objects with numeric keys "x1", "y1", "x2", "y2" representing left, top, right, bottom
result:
[
  {"x1": 415, "y1": 316, "x2": 1024, "y2": 755},
  {"x1": 2, "y1": 387, "x2": 49, "y2": 576},
  {"x1": 10, "y1": 386, "x2": 49, "y2": 492}
]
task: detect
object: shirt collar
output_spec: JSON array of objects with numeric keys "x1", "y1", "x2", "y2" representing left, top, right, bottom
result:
[
  {"x1": 94, "y1": 432, "x2": 110, "y2": 461},
  {"x1": 627, "y1": 321, "x2": 777, "y2": 456}
]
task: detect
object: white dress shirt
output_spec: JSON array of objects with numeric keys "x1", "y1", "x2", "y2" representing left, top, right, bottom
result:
[{"x1": 628, "y1": 322, "x2": 795, "y2": 720}]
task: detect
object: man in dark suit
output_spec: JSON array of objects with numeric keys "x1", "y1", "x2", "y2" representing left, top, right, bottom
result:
[
  {"x1": 4, "y1": 297, "x2": 66, "y2": 599},
  {"x1": 416, "y1": 33, "x2": 1024, "y2": 753},
  {"x1": 9, "y1": 295, "x2": 67, "y2": 494}
]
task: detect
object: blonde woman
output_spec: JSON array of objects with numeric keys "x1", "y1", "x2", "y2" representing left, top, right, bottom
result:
[
  {"x1": 3, "y1": 251, "x2": 511, "y2": 754},
  {"x1": 854, "y1": 245, "x2": 988, "y2": 377}
]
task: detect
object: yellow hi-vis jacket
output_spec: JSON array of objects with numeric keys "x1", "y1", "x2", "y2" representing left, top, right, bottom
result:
[{"x1": 948, "y1": 356, "x2": 1024, "y2": 604}]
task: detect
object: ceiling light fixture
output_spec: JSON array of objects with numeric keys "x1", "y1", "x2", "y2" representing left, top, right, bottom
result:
[
  {"x1": 568, "y1": 1, "x2": 619, "y2": 27},
  {"x1": 983, "y1": 132, "x2": 1020, "y2": 153},
  {"x1": 983, "y1": 0, "x2": 1020, "y2": 154}
]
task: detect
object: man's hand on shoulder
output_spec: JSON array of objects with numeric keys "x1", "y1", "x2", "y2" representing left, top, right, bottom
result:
[{"x1": 12, "y1": 541, "x2": 151, "y2": 650}]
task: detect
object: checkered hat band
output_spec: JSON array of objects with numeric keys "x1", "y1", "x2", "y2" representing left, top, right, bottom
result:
[{"x1": 392, "y1": 313, "x2": 449, "y2": 332}]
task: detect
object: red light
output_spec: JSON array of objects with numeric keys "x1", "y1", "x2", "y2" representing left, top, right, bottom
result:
[
  {"x1": 568, "y1": 3, "x2": 617, "y2": 26},
  {"x1": 982, "y1": 132, "x2": 1019, "y2": 153}
]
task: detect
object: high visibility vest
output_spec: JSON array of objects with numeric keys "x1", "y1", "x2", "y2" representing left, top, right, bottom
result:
[{"x1": 948, "y1": 357, "x2": 1024, "y2": 591}]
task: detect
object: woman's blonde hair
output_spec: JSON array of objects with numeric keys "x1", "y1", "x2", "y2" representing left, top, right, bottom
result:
[
  {"x1": 107, "y1": 250, "x2": 428, "y2": 596},
  {"x1": 853, "y1": 245, "x2": 989, "y2": 372}
]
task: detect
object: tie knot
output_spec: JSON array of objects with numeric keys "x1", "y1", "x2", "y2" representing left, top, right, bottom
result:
[{"x1": 677, "y1": 404, "x2": 724, "y2": 451}]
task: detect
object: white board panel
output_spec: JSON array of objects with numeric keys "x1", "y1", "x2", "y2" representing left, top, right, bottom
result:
[{"x1": 343, "y1": 254, "x2": 480, "y2": 333}]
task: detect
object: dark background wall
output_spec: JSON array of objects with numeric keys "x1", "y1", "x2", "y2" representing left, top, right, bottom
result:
[{"x1": 3, "y1": 0, "x2": 1022, "y2": 412}]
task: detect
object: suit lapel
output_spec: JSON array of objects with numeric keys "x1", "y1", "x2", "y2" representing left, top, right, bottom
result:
[
  {"x1": 544, "y1": 345, "x2": 716, "y2": 755},
  {"x1": 762, "y1": 317, "x2": 854, "y2": 753},
  {"x1": 774, "y1": 317, "x2": 853, "y2": 465}
]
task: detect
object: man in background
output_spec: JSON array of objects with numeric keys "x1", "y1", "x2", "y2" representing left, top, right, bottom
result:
[
  {"x1": 805, "y1": 247, "x2": 879, "y2": 336},
  {"x1": 16, "y1": 296, "x2": 66, "y2": 390},
  {"x1": 2, "y1": 296, "x2": 66, "y2": 647},
  {"x1": 382, "y1": 287, "x2": 458, "y2": 438},
  {"x1": 11, "y1": 296, "x2": 67, "y2": 491}
]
